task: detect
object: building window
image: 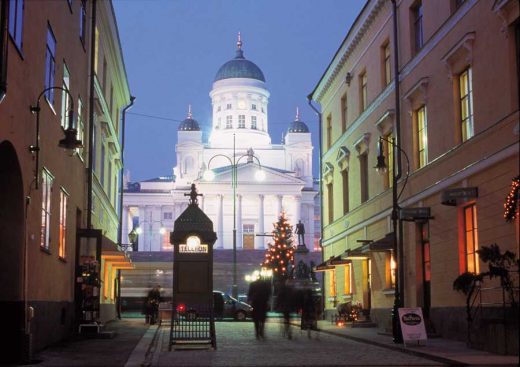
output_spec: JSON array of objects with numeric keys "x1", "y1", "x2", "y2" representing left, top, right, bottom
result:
[
  {"x1": 412, "y1": 1, "x2": 424, "y2": 53},
  {"x1": 326, "y1": 114, "x2": 332, "y2": 149},
  {"x1": 217, "y1": 106, "x2": 221, "y2": 112},
  {"x1": 226, "y1": 103, "x2": 232, "y2": 110},
  {"x1": 459, "y1": 68, "x2": 474, "y2": 142},
  {"x1": 77, "y1": 97, "x2": 84, "y2": 158},
  {"x1": 80, "y1": 0, "x2": 86, "y2": 45},
  {"x1": 341, "y1": 169, "x2": 349, "y2": 214},
  {"x1": 340, "y1": 94, "x2": 347, "y2": 133},
  {"x1": 44, "y1": 25, "x2": 57, "y2": 104},
  {"x1": 8, "y1": 0, "x2": 24, "y2": 50},
  {"x1": 252, "y1": 104, "x2": 257, "y2": 111},
  {"x1": 60, "y1": 64, "x2": 71, "y2": 129},
  {"x1": 102, "y1": 58, "x2": 107, "y2": 94},
  {"x1": 383, "y1": 134, "x2": 394, "y2": 189},
  {"x1": 327, "y1": 182, "x2": 333, "y2": 224},
  {"x1": 463, "y1": 204, "x2": 479, "y2": 273},
  {"x1": 109, "y1": 84, "x2": 114, "y2": 117},
  {"x1": 251, "y1": 116, "x2": 257, "y2": 129},
  {"x1": 92, "y1": 124, "x2": 97, "y2": 171},
  {"x1": 360, "y1": 72, "x2": 367, "y2": 112},
  {"x1": 383, "y1": 42, "x2": 391, "y2": 86},
  {"x1": 386, "y1": 252, "x2": 396, "y2": 288},
  {"x1": 59, "y1": 189, "x2": 68, "y2": 259},
  {"x1": 416, "y1": 105, "x2": 428, "y2": 168},
  {"x1": 359, "y1": 153, "x2": 369, "y2": 203},
  {"x1": 41, "y1": 169, "x2": 53, "y2": 250},
  {"x1": 343, "y1": 264, "x2": 352, "y2": 294},
  {"x1": 328, "y1": 270, "x2": 337, "y2": 298},
  {"x1": 238, "y1": 115, "x2": 245, "y2": 128},
  {"x1": 226, "y1": 115, "x2": 232, "y2": 129},
  {"x1": 100, "y1": 144, "x2": 105, "y2": 186},
  {"x1": 163, "y1": 212, "x2": 173, "y2": 220},
  {"x1": 107, "y1": 161, "x2": 112, "y2": 200}
]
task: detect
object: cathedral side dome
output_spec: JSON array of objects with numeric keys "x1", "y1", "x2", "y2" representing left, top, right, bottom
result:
[
  {"x1": 178, "y1": 105, "x2": 200, "y2": 131},
  {"x1": 287, "y1": 108, "x2": 309, "y2": 133},
  {"x1": 214, "y1": 33, "x2": 265, "y2": 82}
]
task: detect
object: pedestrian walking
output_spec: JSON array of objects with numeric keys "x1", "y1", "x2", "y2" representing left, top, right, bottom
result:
[
  {"x1": 300, "y1": 288, "x2": 320, "y2": 339},
  {"x1": 247, "y1": 278, "x2": 271, "y2": 339},
  {"x1": 145, "y1": 285, "x2": 162, "y2": 325},
  {"x1": 276, "y1": 280, "x2": 295, "y2": 339}
]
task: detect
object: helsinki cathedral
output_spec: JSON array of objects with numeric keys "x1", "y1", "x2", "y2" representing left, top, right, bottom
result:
[{"x1": 122, "y1": 35, "x2": 317, "y2": 253}]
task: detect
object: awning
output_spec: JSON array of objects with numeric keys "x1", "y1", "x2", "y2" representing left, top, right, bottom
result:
[
  {"x1": 101, "y1": 236, "x2": 134, "y2": 270},
  {"x1": 342, "y1": 247, "x2": 369, "y2": 260},
  {"x1": 313, "y1": 255, "x2": 351, "y2": 272},
  {"x1": 361, "y1": 233, "x2": 394, "y2": 253}
]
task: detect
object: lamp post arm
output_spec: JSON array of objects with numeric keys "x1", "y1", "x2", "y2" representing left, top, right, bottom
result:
[
  {"x1": 379, "y1": 136, "x2": 410, "y2": 202},
  {"x1": 30, "y1": 86, "x2": 76, "y2": 190},
  {"x1": 206, "y1": 154, "x2": 234, "y2": 169}
]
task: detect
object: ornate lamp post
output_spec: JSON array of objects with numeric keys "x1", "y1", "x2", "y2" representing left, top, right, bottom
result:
[
  {"x1": 203, "y1": 133, "x2": 265, "y2": 299},
  {"x1": 375, "y1": 136, "x2": 410, "y2": 343}
]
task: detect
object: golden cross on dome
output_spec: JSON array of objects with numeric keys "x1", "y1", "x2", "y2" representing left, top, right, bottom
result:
[
  {"x1": 187, "y1": 104, "x2": 192, "y2": 119},
  {"x1": 237, "y1": 32, "x2": 242, "y2": 50},
  {"x1": 295, "y1": 107, "x2": 300, "y2": 121}
]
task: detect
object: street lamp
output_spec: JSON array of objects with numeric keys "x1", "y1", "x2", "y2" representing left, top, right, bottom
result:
[
  {"x1": 375, "y1": 136, "x2": 410, "y2": 344},
  {"x1": 203, "y1": 133, "x2": 265, "y2": 299},
  {"x1": 29, "y1": 86, "x2": 83, "y2": 189}
]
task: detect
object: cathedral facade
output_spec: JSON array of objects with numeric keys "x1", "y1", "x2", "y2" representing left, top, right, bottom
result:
[{"x1": 122, "y1": 37, "x2": 318, "y2": 256}]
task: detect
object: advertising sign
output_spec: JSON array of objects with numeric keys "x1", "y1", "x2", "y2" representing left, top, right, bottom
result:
[{"x1": 398, "y1": 307, "x2": 427, "y2": 343}]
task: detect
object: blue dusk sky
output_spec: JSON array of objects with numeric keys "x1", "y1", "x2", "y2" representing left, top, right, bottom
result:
[{"x1": 113, "y1": 0, "x2": 366, "y2": 182}]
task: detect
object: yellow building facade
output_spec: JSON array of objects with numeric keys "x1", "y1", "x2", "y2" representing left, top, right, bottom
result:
[{"x1": 310, "y1": 0, "x2": 519, "y2": 348}]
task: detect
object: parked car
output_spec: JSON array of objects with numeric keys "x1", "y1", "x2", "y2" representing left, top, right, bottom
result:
[{"x1": 177, "y1": 291, "x2": 253, "y2": 321}]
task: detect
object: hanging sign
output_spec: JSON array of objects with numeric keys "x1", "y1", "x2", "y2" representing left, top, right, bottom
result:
[
  {"x1": 441, "y1": 187, "x2": 478, "y2": 206},
  {"x1": 399, "y1": 207, "x2": 431, "y2": 221},
  {"x1": 398, "y1": 307, "x2": 427, "y2": 343}
]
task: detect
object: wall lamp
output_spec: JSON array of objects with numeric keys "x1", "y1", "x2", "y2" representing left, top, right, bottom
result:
[{"x1": 29, "y1": 86, "x2": 82, "y2": 189}]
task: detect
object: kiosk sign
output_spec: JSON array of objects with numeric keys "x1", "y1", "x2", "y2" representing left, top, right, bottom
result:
[
  {"x1": 398, "y1": 307, "x2": 427, "y2": 343},
  {"x1": 179, "y1": 244, "x2": 208, "y2": 254}
]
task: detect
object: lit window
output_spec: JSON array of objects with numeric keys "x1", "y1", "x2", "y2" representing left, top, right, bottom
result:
[
  {"x1": 340, "y1": 94, "x2": 347, "y2": 133},
  {"x1": 413, "y1": 1, "x2": 424, "y2": 52},
  {"x1": 463, "y1": 204, "x2": 479, "y2": 273},
  {"x1": 80, "y1": 0, "x2": 86, "y2": 45},
  {"x1": 416, "y1": 106, "x2": 428, "y2": 168},
  {"x1": 383, "y1": 42, "x2": 391, "y2": 86},
  {"x1": 459, "y1": 68, "x2": 474, "y2": 142},
  {"x1": 343, "y1": 264, "x2": 352, "y2": 294},
  {"x1": 386, "y1": 252, "x2": 396, "y2": 288},
  {"x1": 360, "y1": 72, "x2": 367, "y2": 112},
  {"x1": 77, "y1": 98, "x2": 84, "y2": 158},
  {"x1": 60, "y1": 64, "x2": 71, "y2": 129},
  {"x1": 44, "y1": 25, "x2": 57, "y2": 104},
  {"x1": 251, "y1": 116, "x2": 257, "y2": 129},
  {"x1": 59, "y1": 189, "x2": 68, "y2": 259},
  {"x1": 329, "y1": 270, "x2": 337, "y2": 297},
  {"x1": 8, "y1": 0, "x2": 24, "y2": 50},
  {"x1": 41, "y1": 169, "x2": 53, "y2": 250},
  {"x1": 226, "y1": 115, "x2": 232, "y2": 129},
  {"x1": 238, "y1": 115, "x2": 245, "y2": 128}
]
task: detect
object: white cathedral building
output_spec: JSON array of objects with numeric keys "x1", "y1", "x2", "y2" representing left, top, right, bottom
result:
[{"x1": 122, "y1": 36, "x2": 318, "y2": 254}]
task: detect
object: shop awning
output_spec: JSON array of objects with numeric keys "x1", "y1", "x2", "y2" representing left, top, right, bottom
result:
[
  {"x1": 313, "y1": 255, "x2": 351, "y2": 272},
  {"x1": 360, "y1": 233, "x2": 394, "y2": 253},
  {"x1": 342, "y1": 247, "x2": 369, "y2": 260},
  {"x1": 101, "y1": 236, "x2": 134, "y2": 270}
]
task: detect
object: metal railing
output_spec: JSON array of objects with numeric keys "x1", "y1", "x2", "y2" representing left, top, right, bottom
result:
[{"x1": 169, "y1": 303, "x2": 216, "y2": 350}]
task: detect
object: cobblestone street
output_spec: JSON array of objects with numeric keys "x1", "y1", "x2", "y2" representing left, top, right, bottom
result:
[{"x1": 147, "y1": 321, "x2": 443, "y2": 366}]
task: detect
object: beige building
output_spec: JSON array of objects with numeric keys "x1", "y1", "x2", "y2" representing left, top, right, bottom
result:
[
  {"x1": 0, "y1": 0, "x2": 131, "y2": 361},
  {"x1": 310, "y1": 0, "x2": 519, "y2": 349}
]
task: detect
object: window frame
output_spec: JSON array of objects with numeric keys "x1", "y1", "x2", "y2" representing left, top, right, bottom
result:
[
  {"x1": 238, "y1": 114, "x2": 246, "y2": 128},
  {"x1": 326, "y1": 114, "x2": 332, "y2": 149},
  {"x1": 8, "y1": 0, "x2": 24, "y2": 51},
  {"x1": 359, "y1": 153, "x2": 369, "y2": 203},
  {"x1": 412, "y1": 1, "x2": 424, "y2": 53},
  {"x1": 360, "y1": 72, "x2": 368, "y2": 112},
  {"x1": 80, "y1": 0, "x2": 87, "y2": 45},
  {"x1": 40, "y1": 169, "x2": 54, "y2": 251},
  {"x1": 341, "y1": 168, "x2": 349, "y2": 214},
  {"x1": 343, "y1": 263, "x2": 352, "y2": 295},
  {"x1": 251, "y1": 115, "x2": 257, "y2": 130},
  {"x1": 327, "y1": 182, "x2": 334, "y2": 224},
  {"x1": 462, "y1": 203, "x2": 479, "y2": 273},
  {"x1": 459, "y1": 67, "x2": 474, "y2": 142},
  {"x1": 340, "y1": 94, "x2": 347, "y2": 133},
  {"x1": 58, "y1": 188, "x2": 69, "y2": 259},
  {"x1": 226, "y1": 115, "x2": 232, "y2": 129},
  {"x1": 44, "y1": 25, "x2": 57, "y2": 104},
  {"x1": 60, "y1": 63, "x2": 71, "y2": 129},
  {"x1": 382, "y1": 41, "x2": 391, "y2": 87},
  {"x1": 415, "y1": 105, "x2": 428, "y2": 168}
]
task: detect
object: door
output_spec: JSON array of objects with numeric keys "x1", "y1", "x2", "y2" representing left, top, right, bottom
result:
[
  {"x1": 242, "y1": 224, "x2": 255, "y2": 249},
  {"x1": 420, "y1": 223, "x2": 431, "y2": 318}
]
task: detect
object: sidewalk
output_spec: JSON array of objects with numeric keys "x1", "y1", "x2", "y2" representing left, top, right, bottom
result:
[{"x1": 313, "y1": 319, "x2": 519, "y2": 366}]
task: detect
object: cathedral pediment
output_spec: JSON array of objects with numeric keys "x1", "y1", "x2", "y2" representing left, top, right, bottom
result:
[{"x1": 198, "y1": 163, "x2": 305, "y2": 186}]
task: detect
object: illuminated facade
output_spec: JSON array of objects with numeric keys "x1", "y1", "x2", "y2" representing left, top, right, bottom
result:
[{"x1": 310, "y1": 0, "x2": 518, "y2": 348}]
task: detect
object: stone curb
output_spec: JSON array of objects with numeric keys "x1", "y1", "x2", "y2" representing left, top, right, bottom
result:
[{"x1": 125, "y1": 324, "x2": 159, "y2": 367}]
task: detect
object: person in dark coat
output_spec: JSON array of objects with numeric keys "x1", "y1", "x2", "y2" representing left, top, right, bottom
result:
[
  {"x1": 146, "y1": 285, "x2": 162, "y2": 325},
  {"x1": 276, "y1": 280, "x2": 295, "y2": 339},
  {"x1": 247, "y1": 278, "x2": 271, "y2": 339},
  {"x1": 300, "y1": 288, "x2": 319, "y2": 339}
]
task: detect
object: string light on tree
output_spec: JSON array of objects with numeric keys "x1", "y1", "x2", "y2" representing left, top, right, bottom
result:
[
  {"x1": 262, "y1": 211, "x2": 295, "y2": 281},
  {"x1": 503, "y1": 175, "x2": 519, "y2": 222}
]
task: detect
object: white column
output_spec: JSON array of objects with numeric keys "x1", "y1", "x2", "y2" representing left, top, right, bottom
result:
[
  {"x1": 122, "y1": 205, "x2": 129, "y2": 244},
  {"x1": 138, "y1": 205, "x2": 146, "y2": 251},
  {"x1": 200, "y1": 195, "x2": 205, "y2": 211},
  {"x1": 276, "y1": 195, "x2": 283, "y2": 216},
  {"x1": 236, "y1": 194, "x2": 243, "y2": 249},
  {"x1": 151, "y1": 206, "x2": 162, "y2": 251},
  {"x1": 256, "y1": 194, "x2": 265, "y2": 249},
  {"x1": 217, "y1": 194, "x2": 223, "y2": 248}
]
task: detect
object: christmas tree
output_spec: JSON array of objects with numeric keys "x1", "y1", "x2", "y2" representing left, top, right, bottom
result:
[{"x1": 262, "y1": 211, "x2": 295, "y2": 281}]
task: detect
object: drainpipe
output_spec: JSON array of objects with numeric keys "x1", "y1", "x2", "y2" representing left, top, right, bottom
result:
[
  {"x1": 307, "y1": 95, "x2": 324, "y2": 314},
  {"x1": 0, "y1": 0, "x2": 9, "y2": 103},
  {"x1": 87, "y1": 0, "x2": 97, "y2": 229},
  {"x1": 116, "y1": 95, "x2": 135, "y2": 319}
]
